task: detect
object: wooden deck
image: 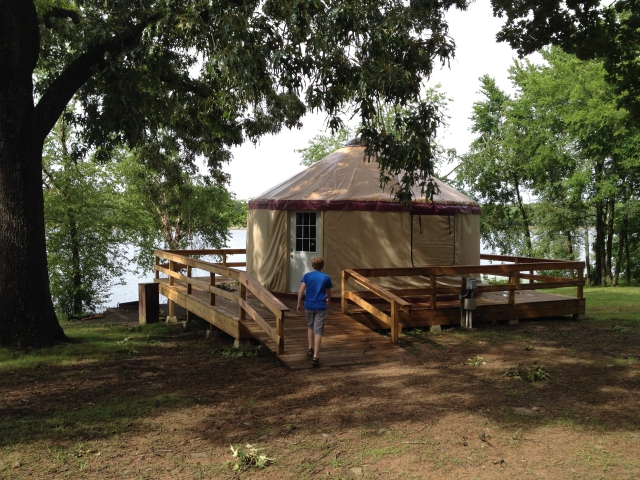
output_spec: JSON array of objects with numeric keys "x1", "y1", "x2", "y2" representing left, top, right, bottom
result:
[
  {"x1": 156, "y1": 277, "x2": 411, "y2": 369},
  {"x1": 349, "y1": 289, "x2": 585, "y2": 330},
  {"x1": 152, "y1": 249, "x2": 585, "y2": 370},
  {"x1": 342, "y1": 256, "x2": 586, "y2": 332}
]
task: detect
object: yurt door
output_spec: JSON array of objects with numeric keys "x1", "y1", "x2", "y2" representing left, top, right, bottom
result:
[{"x1": 289, "y1": 211, "x2": 322, "y2": 292}]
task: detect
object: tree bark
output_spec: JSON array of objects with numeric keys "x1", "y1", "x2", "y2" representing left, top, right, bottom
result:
[
  {"x1": 613, "y1": 229, "x2": 623, "y2": 287},
  {"x1": 0, "y1": 1, "x2": 67, "y2": 346},
  {"x1": 584, "y1": 227, "x2": 591, "y2": 286},
  {"x1": 624, "y1": 220, "x2": 630, "y2": 285},
  {"x1": 605, "y1": 197, "x2": 615, "y2": 285},
  {"x1": 513, "y1": 177, "x2": 532, "y2": 254},
  {"x1": 592, "y1": 158, "x2": 605, "y2": 286},
  {"x1": 69, "y1": 215, "x2": 84, "y2": 316}
]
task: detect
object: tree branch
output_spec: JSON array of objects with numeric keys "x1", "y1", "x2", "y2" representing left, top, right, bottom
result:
[
  {"x1": 32, "y1": 14, "x2": 161, "y2": 144},
  {"x1": 42, "y1": 7, "x2": 81, "y2": 29}
]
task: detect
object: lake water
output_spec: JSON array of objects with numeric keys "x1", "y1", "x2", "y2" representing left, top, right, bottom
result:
[{"x1": 107, "y1": 229, "x2": 247, "y2": 307}]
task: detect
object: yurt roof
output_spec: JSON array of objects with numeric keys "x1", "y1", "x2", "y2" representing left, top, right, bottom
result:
[{"x1": 248, "y1": 145, "x2": 480, "y2": 214}]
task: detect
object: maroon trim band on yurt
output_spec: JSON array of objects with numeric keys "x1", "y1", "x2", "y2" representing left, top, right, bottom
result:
[{"x1": 247, "y1": 199, "x2": 481, "y2": 214}]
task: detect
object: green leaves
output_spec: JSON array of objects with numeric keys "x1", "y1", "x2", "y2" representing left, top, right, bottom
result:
[
  {"x1": 297, "y1": 86, "x2": 454, "y2": 200},
  {"x1": 32, "y1": 0, "x2": 472, "y2": 201},
  {"x1": 43, "y1": 114, "x2": 129, "y2": 317}
]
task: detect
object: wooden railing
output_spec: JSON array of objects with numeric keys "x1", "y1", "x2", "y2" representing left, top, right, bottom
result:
[
  {"x1": 154, "y1": 249, "x2": 289, "y2": 355},
  {"x1": 341, "y1": 270, "x2": 411, "y2": 344},
  {"x1": 342, "y1": 254, "x2": 585, "y2": 342}
]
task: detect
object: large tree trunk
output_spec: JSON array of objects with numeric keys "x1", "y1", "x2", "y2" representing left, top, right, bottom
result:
[
  {"x1": 0, "y1": 1, "x2": 66, "y2": 346},
  {"x1": 0, "y1": 134, "x2": 67, "y2": 346}
]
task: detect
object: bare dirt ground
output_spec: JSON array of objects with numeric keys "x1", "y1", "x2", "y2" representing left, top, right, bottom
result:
[{"x1": 1, "y1": 311, "x2": 640, "y2": 479}]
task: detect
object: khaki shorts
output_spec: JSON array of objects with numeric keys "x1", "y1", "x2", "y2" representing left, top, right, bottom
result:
[{"x1": 305, "y1": 309, "x2": 327, "y2": 335}]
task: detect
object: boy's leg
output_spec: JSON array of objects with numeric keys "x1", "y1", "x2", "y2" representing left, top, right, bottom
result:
[
  {"x1": 312, "y1": 310, "x2": 327, "y2": 358},
  {"x1": 307, "y1": 328, "x2": 314, "y2": 351},
  {"x1": 313, "y1": 332, "x2": 322, "y2": 357},
  {"x1": 305, "y1": 309, "x2": 315, "y2": 352}
]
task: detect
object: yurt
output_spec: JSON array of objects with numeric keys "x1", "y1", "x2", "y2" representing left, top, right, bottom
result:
[{"x1": 246, "y1": 143, "x2": 481, "y2": 296}]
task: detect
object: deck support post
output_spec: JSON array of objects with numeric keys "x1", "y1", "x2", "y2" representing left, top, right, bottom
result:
[
  {"x1": 187, "y1": 266, "x2": 192, "y2": 295},
  {"x1": 276, "y1": 312, "x2": 284, "y2": 356},
  {"x1": 239, "y1": 283, "x2": 247, "y2": 321},
  {"x1": 508, "y1": 261, "x2": 519, "y2": 305},
  {"x1": 169, "y1": 261, "x2": 175, "y2": 286},
  {"x1": 390, "y1": 301, "x2": 400, "y2": 344},
  {"x1": 210, "y1": 273, "x2": 216, "y2": 305},
  {"x1": 430, "y1": 274, "x2": 436, "y2": 309},
  {"x1": 577, "y1": 267, "x2": 584, "y2": 299},
  {"x1": 341, "y1": 271, "x2": 349, "y2": 314},
  {"x1": 138, "y1": 283, "x2": 159, "y2": 325},
  {"x1": 167, "y1": 260, "x2": 177, "y2": 323}
]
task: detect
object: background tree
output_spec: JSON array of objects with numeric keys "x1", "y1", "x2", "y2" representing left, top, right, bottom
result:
[
  {"x1": 455, "y1": 75, "x2": 535, "y2": 256},
  {"x1": 1, "y1": 0, "x2": 471, "y2": 346},
  {"x1": 43, "y1": 114, "x2": 128, "y2": 318},
  {"x1": 457, "y1": 48, "x2": 640, "y2": 284},
  {"x1": 117, "y1": 150, "x2": 237, "y2": 273},
  {"x1": 296, "y1": 127, "x2": 356, "y2": 167},
  {"x1": 229, "y1": 200, "x2": 248, "y2": 228},
  {"x1": 510, "y1": 49, "x2": 639, "y2": 284},
  {"x1": 492, "y1": 0, "x2": 640, "y2": 122}
]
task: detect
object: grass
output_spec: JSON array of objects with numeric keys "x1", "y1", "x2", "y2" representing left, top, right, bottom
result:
[
  {"x1": 400, "y1": 285, "x2": 640, "y2": 346},
  {"x1": 545, "y1": 285, "x2": 640, "y2": 325},
  {"x1": 0, "y1": 322, "x2": 177, "y2": 372},
  {"x1": 0, "y1": 393, "x2": 187, "y2": 446}
]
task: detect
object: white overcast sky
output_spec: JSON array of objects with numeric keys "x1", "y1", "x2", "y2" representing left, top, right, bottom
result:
[{"x1": 224, "y1": 0, "x2": 541, "y2": 200}]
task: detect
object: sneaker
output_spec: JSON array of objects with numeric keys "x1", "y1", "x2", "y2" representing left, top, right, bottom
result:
[{"x1": 311, "y1": 357, "x2": 320, "y2": 367}]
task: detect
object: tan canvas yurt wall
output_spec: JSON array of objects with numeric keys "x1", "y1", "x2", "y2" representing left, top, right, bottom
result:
[
  {"x1": 246, "y1": 145, "x2": 481, "y2": 296},
  {"x1": 246, "y1": 209, "x2": 288, "y2": 292}
]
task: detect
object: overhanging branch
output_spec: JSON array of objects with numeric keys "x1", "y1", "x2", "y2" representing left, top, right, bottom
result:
[{"x1": 32, "y1": 14, "x2": 161, "y2": 144}]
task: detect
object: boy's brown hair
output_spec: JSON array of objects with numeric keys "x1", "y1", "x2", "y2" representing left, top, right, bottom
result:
[{"x1": 311, "y1": 256, "x2": 325, "y2": 271}]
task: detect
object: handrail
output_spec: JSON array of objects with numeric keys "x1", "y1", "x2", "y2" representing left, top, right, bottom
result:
[
  {"x1": 344, "y1": 270, "x2": 411, "y2": 311},
  {"x1": 154, "y1": 249, "x2": 287, "y2": 355},
  {"x1": 342, "y1": 255, "x2": 585, "y2": 342},
  {"x1": 342, "y1": 269, "x2": 411, "y2": 344},
  {"x1": 165, "y1": 248, "x2": 246, "y2": 268}
]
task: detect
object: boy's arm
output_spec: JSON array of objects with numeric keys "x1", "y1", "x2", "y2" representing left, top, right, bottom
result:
[
  {"x1": 326, "y1": 288, "x2": 332, "y2": 305},
  {"x1": 297, "y1": 282, "x2": 306, "y2": 312}
]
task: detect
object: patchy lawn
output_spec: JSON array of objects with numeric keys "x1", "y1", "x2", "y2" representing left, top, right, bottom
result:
[{"x1": 1, "y1": 286, "x2": 639, "y2": 479}]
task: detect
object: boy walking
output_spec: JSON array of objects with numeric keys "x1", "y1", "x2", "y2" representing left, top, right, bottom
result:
[{"x1": 297, "y1": 256, "x2": 333, "y2": 367}]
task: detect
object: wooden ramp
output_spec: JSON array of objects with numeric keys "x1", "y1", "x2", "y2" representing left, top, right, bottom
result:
[
  {"x1": 244, "y1": 301, "x2": 411, "y2": 369},
  {"x1": 155, "y1": 275, "x2": 410, "y2": 370}
]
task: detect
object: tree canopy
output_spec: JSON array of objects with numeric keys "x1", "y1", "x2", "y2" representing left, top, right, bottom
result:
[
  {"x1": 492, "y1": 0, "x2": 640, "y2": 121},
  {"x1": 457, "y1": 48, "x2": 640, "y2": 284}
]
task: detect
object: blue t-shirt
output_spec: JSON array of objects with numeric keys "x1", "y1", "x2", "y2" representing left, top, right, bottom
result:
[{"x1": 301, "y1": 270, "x2": 333, "y2": 311}]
